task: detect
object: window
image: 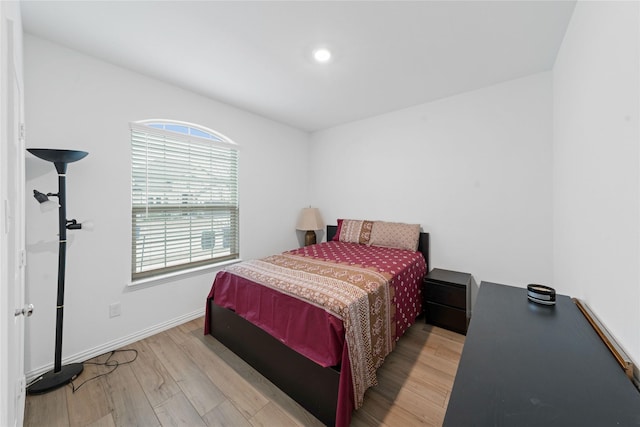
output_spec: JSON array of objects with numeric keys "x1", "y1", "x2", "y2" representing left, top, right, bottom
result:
[{"x1": 131, "y1": 120, "x2": 239, "y2": 280}]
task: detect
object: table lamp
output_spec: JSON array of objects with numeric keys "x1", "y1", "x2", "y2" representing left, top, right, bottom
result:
[{"x1": 296, "y1": 207, "x2": 324, "y2": 246}]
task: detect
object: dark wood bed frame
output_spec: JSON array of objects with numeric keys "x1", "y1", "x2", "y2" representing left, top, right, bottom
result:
[{"x1": 208, "y1": 225, "x2": 429, "y2": 426}]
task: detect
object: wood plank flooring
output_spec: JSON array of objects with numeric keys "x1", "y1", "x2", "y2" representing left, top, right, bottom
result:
[{"x1": 25, "y1": 317, "x2": 464, "y2": 426}]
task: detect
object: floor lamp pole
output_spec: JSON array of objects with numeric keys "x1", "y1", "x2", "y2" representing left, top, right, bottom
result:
[
  {"x1": 27, "y1": 149, "x2": 88, "y2": 395},
  {"x1": 53, "y1": 171, "x2": 67, "y2": 373}
]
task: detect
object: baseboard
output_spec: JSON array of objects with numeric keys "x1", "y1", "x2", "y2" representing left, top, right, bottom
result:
[{"x1": 26, "y1": 308, "x2": 205, "y2": 382}]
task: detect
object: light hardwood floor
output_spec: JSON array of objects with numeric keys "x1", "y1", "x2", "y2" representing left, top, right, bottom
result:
[{"x1": 25, "y1": 317, "x2": 464, "y2": 427}]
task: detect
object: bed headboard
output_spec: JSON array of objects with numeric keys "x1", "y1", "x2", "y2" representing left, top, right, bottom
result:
[{"x1": 326, "y1": 225, "x2": 430, "y2": 271}]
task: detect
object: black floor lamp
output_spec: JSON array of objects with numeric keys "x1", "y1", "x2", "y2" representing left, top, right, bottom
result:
[{"x1": 26, "y1": 148, "x2": 88, "y2": 395}]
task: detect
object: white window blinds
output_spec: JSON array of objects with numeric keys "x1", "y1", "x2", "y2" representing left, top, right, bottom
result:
[{"x1": 131, "y1": 121, "x2": 239, "y2": 280}]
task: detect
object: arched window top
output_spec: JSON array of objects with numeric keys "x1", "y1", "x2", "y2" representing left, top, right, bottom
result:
[{"x1": 133, "y1": 119, "x2": 237, "y2": 146}]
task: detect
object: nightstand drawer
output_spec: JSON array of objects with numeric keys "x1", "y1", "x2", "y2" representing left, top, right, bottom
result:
[
  {"x1": 425, "y1": 281, "x2": 466, "y2": 309},
  {"x1": 425, "y1": 301, "x2": 468, "y2": 335}
]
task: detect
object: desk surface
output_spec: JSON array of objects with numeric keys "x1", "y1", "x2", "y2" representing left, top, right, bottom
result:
[{"x1": 444, "y1": 281, "x2": 640, "y2": 426}]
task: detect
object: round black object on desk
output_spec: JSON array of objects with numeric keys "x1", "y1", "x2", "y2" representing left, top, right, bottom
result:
[{"x1": 527, "y1": 284, "x2": 556, "y2": 305}]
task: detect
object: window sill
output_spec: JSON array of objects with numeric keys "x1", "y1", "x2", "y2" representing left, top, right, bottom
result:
[{"x1": 128, "y1": 258, "x2": 242, "y2": 289}]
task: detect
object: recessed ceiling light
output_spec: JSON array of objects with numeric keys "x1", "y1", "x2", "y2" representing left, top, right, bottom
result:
[{"x1": 313, "y1": 48, "x2": 332, "y2": 63}]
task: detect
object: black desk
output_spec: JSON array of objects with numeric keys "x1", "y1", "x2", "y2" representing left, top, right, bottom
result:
[{"x1": 444, "y1": 282, "x2": 640, "y2": 426}]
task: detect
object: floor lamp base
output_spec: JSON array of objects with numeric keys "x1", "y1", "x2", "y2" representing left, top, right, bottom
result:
[{"x1": 27, "y1": 363, "x2": 84, "y2": 395}]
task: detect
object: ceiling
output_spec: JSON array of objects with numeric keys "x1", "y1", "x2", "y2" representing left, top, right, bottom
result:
[{"x1": 20, "y1": 1, "x2": 576, "y2": 132}]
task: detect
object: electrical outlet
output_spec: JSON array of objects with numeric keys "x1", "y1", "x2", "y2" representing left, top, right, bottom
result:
[{"x1": 109, "y1": 302, "x2": 121, "y2": 318}]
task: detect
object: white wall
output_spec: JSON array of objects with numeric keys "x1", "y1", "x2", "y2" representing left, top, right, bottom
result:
[
  {"x1": 553, "y1": 1, "x2": 640, "y2": 365},
  {"x1": 310, "y1": 72, "x2": 554, "y2": 293},
  {"x1": 23, "y1": 35, "x2": 310, "y2": 375}
]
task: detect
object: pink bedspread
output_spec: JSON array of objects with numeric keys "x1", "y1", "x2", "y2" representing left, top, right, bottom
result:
[
  {"x1": 205, "y1": 241, "x2": 426, "y2": 426},
  {"x1": 287, "y1": 241, "x2": 427, "y2": 339}
]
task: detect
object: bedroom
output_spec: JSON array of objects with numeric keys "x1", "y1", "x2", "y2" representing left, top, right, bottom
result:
[{"x1": 1, "y1": 0, "x2": 639, "y2": 425}]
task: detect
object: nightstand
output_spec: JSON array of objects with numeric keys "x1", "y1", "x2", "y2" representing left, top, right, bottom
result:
[{"x1": 424, "y1": 268, "x2": 471, "y2": 335}]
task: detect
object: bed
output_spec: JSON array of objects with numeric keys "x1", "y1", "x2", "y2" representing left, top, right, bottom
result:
[{"x1": 205, "y1": 220, "x2": 429, "y2": 426}]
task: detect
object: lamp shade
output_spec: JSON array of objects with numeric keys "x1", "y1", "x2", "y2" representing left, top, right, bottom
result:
[
  {"x1": 296, "y1": 207, "x2": 324, "y2": 231},
  {"x1": 27, "y1": 148, "x2": 88, "y2": 174}
]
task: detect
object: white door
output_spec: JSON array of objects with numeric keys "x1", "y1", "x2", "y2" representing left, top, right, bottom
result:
[{"x1": 0, "y1": 5, "x2": 26, "y2": 427}]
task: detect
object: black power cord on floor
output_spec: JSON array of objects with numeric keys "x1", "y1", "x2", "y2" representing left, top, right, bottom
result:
[{"x1": 70, "y1": 349, "x2": 138, "y2": 393}]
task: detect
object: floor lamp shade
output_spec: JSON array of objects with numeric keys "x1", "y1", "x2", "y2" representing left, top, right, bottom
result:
[
  {"x1": 296, "y1": 207, "x2": 324, "y2": 246},
  {"x1": 26, "y1": 148, "x2": 88, "y2": 394}
]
